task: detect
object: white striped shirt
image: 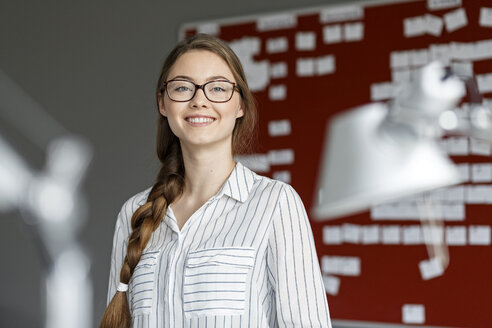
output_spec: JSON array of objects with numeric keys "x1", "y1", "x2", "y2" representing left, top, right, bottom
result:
[{"x1": 107, "y1": 162, "x2": 332, "y2": 327}]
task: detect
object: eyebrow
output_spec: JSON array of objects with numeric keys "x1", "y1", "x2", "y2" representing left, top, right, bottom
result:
[{"x1": 168, "y1": 75, "x2": 234, "y2": 82}]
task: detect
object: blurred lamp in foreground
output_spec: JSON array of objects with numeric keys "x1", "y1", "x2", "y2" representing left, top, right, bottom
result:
[{"x1": 313, "y1": 62, "x2": 470, "y2": 220}]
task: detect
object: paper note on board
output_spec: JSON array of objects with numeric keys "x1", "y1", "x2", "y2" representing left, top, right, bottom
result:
[
  {"x1": 419, "y1": 257, "x2": 445, "y2": 280},
  {"x1": 266, "y1": 37, "x2": 288, "y2": 54},
  {"x1": 319, "y1": 5, "x2": 363, "y2": 24},
  {"x1": 323, "y1": 274, "x2": 340, "y2": 296},
  {"x1": 471, "y1": 164, "x2": 492, "y2": 183},
  {"x1": 404, "y1": 16, "x2": 427, "y2": 37},
  {"x1": 479, "y1": 7, "x2": 492, "y2": 27},
  {"x1": 272, "y1": 170, "x2": 291, "y2": 184},
  {"x1": 296, "y1": 32, "x2": 316, "y2": 51},
  {"x1": 469, "y1": 225, "x2": 491, "y2": 245},
  {"x1": 257, "y1": 13, "x2": 297, "y2": 31},
  {"x1": 268, "y1": 149, "x2": 294, "y2": 165},
  {"x1": 427, "y1": 0, "x2": 461, "y2": 11},
  {"x1": 235, "y1": 154, "x2": 270, "y2": 173},
  {"x1": 296, "y1": 58, "x2": 315, "y2": 76},
  {"x1": 344, "y1": 22, "x2": 364, "y2": 41},
  {"x1": 402, "y1": 304, "x2": 425, "y2": 324},
  {"x1": 323, "y1": 25, "x2": 342, "y2": 44},
  {"x1": 403, "y1": 226, "x2": 423, "y2": 245},
  {"x1": 270, "y1": 62, "x2": 288, "y2": 79},
  {"x1": 322, "y1": 256, "x2": 361, "y2": 276},
  {"x1": 444, "y1": 8, "x2": 468, "y2": 33},
  {"x1": 446, "y1": 226, "x2": 467, "y2": 245},
  {"x1": 268, "y1": 119, "x2": 291, "y2": 137},
  {"x1": 317, "y1": 55, "x2": 336, "y2": 75},
  {"x1": 382, "y1": 225, "x2": 401, "y2": 244},
  {"x1": 477, "y1": 73, "x2": 492, "y2": 94},
  {"x1": 268, "y1": 85, "x2": 287, "y2": 101},
  {"x1": 470, "y1": 137, "x2": 491, "y2": 156},
  {"x1": 361, "y1": 225, "x2": 380, "y2": 244},
  {"x1": 342, "y1": 224, "x2": 361, "y2": 243},
  {"x1": 323, "y1": 226, "x2": 342, "y2": 244}
]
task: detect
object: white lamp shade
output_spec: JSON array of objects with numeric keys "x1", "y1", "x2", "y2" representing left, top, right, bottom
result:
[{"x1": 312, "y1": 102, "x2": 461, "y2": 220}]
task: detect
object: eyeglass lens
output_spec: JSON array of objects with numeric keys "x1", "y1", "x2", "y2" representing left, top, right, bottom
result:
[{"x1": 166, "y1": 80, "x2": 235, "y2": 102}]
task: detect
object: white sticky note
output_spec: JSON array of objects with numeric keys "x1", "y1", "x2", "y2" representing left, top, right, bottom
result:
[
  {"x1": 272, "y1": 170, "x2": 291, "y2": 184},
  {"x1": 402, "y1": 304, "x2": 425, "y2": 324},
  {"x1": 339, "y1": 257, "x2": 361, "y2": 276},
  {"x1": 469, "y1": 225, "x2": 491, "y2": 245},
  {"x1": 422, "y1": 226, "x2": 444, "y2": 244},
  {"x1": 362, "y1": 225, "x2": 380, "y2": 244},
  {"x1": 419, "y1": 257, "x2": 445, "y2": 280},
  {"x1": 382, "y1": 225, "x2": 401, "y2": 244},
  {"x1": 268, "y1": 119, "x2": 291, "y2": 137},
  {"x1": 444, "y1": 8, "x2": 468, "y2": 33},
  {"x1": 235, "y1": 154, "x2": 270, "y2": 173},
  {"x1": 323, "y1": 25, "x2": 342, "y2": 44},
  {"x1": 270, "y1": 62, "x2": 288, "y2": 79},
  {"x1": 404, "y1": 16, "x2": 427, "y2": 38},
  {"x1": 257, "y1": 14, "x2": 297, "y2": 31},
  {"x1": 451, "y1": 61, "x2": 474, "y2": 78},
  {"x1": 321, "y1": 256, "x2": 340, "y2": 274},
  {"x1": 323, "y1": 226, "x2": 342, "y2": 244},
  {"x1": 466, "y1": 185, "x2": 485, "y2": 204},
  {"x1": 317, "y1": 55, "x2": 336, "y2": 75},
  {"x1": 390, "y1": 51, "x2": 410, "y2": 69},
  {"x1": 323, "y1": 274, "x2": 341, "y2": 296},
  {"x1": 403, "y1": 225, "x2": 423, "y2": 245},
  {"x1": 480, "y1": 7, "x2": 492, "y2": 27},
  {"x1": 425, "y1": 14, "x2": 444, "y2": 36},
  {"x1": 410, "y1": 49, "x2": 430, "y2": 66},
  {"x1": 197, "y1": 23, "x2": 220, "y2": 35},
  {"x1": 427, "y1": 0, "x2": 461, "y2": 11},
  {"x1": 243, "y1": 60, "x2": 269, "y2": 92},
  {"x1": 457, "y1": 163, "x2": 470, "y2": 182},
  {"x1": 477, "y1": 73, "x2": 492, "y2": 94},
  {"x1": 266, "y1": 37, "x2": 288, "y2": 54},
  {"x1": 296, "y1": 58, "x2": 315, "y2": 77},
  {"x1": 392, "y1": 68, "x2": 412, "y2": 83},
  {"x1": 296, "y1": 32, "x2": 316, "y2": 51},
  {"x1": 447, "y1": 137, "x2": 468, "y2": 155},
  {"x1": 319, "y1": 5, "x2": 364, "y2": 24},
  {"x1": 443, "y1": 204, "x2": 465, "y2": 221},
  {"x1": 429, "y1": 43, "x2": 451, "y2": 65},
  {"x1": 470, "y1": 137, "x2": 492, "y2": 156},
  {"x1": 446, "y1": 226, "x2": 467, "y2": 245},
  {"x1": 343, "y1": 22, "x2": 364, "y2": 42},
  {"x1": 268, "y1": 85, "x2": 287, "y2": 101},
  {"x1": 370, "y1": 82, "x2": 398, "y2": 101},
  {"x1": 268, "y1": 149, "x2": 294, "y2": 165},
  {"x1": 343, "y1": 224, "x2": 361, "y2": 243},
  {"x1": 229, "y1": 37, "x2": 261, "y2": 57},
  {"x1": 445, "y1": 186, "x2": 465, "y2": 202},
  {"x1": 471, "y1": 163, "x2": 492, "y2": 183}
]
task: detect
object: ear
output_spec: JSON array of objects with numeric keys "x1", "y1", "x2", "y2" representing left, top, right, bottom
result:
[
  {"x1": 157, "y1": 92, "x2": 167, "y2": 117},
  {"x1": 236, "y1": 101, "x2": 245, "y2": 118}
]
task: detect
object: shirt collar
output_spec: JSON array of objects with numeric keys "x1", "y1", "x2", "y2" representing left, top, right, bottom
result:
[{"x1": 216, "y1": 161, "x2": 257, "y2": 203}]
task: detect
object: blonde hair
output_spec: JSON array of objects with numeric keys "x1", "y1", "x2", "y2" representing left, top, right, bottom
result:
[{"x1": 100, "y1": 34, "x2": 258, "y2": 327}]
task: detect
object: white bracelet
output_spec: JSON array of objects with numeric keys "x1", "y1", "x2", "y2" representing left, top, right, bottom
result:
[{"x1": 117, "y1": 282, "x2": 128, "y2": 292}]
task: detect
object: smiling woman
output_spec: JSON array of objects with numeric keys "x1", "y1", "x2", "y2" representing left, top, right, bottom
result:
[{"x1": 100, "y1": 34, "x2": 332, "y2": 328}]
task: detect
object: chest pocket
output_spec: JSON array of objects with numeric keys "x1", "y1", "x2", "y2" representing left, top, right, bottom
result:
[
  {"x1": 183, "y1": 247, "x2": 256, "y2": 317},
  {"x1": 129, "y1": 250, "x2": 159, "y2": 315}
]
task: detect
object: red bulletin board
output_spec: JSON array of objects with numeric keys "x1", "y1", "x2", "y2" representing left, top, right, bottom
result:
[{"x1": 180, "y1": 0, "x2": 492, "y2": 327}]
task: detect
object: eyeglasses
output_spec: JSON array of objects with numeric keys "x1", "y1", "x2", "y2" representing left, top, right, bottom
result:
[{"x1": 161, "y1": 79, "x2": 240, "y2": 103}]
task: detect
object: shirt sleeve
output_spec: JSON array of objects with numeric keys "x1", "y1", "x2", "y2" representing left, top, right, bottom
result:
[
  {"x1": 267, "y1": 184, "x2": 332, "y2": 328},
  {"x1": 106, "y1": 198, "x2": 134, "y2": 305}
]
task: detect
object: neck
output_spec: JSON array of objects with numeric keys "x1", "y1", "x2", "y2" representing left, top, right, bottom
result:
[{"x1": 180, "y1": 141, "x2": 236, "y2": 203}]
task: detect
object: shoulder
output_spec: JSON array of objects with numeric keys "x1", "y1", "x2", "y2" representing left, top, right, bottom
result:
[
  {"x1": 117, "y1": 186, "x2": 152, "y2": 223},
  {"x1": 243, "y1": 165, "x2": 300, "y2": 203}
]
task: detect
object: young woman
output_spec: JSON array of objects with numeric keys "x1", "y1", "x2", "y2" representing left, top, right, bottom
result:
[{"x1": 101, "y1": 34, "x2": 332, "y2": 328}]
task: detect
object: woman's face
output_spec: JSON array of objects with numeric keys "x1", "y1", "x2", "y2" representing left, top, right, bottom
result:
[{"x1": 158, "y1": 50, "x2": 244, "y2": 151}]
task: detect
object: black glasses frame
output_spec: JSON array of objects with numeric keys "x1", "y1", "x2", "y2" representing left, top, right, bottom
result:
[{"x1": 161, "y1": 79, "x2": 241, "y2": 103}]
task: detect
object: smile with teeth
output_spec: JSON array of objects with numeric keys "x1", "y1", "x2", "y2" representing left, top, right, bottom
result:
[{"x1": 186, "y1": 117, "x2": 215, "y2": 123}]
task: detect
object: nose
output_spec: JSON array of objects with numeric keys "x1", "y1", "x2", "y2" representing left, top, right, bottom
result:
[{"x1": 189, "y1": 87, "x2": 209, "y2": 108}]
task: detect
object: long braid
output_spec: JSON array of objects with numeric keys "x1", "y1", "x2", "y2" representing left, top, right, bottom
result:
[{"x1": 100, "y1": 121, "x2": 184, "y2": 328}]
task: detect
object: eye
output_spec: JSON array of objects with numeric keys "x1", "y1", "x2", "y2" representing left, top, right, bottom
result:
[
  {"x1": 207, "y1": 82, "x2": 230, "y2": 93},
  {"x1": 175, "y1": 85, "x2": 191, "y2": 92}
]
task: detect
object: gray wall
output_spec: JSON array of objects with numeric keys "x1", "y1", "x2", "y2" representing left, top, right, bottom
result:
[{"x1": 0, "y1": 0, "x2": 362, "y2": 326}]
